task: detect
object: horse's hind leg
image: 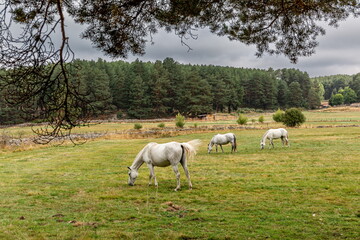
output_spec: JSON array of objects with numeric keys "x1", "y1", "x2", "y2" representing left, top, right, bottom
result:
[
  {"x1": 180, "y1": 159, "x2": 192, "y2": 190},
  {"x1": 281, "y1": 137, "x2": 285, "y2": 147},
  {"x1": 172, "y1": 165, "x2": 181, "y2": 191},
  {"x1": 220, "y1": 145, "x2": 224, "y2": 153},
  {"x1": 231, "y1": 142, "x2": 235, "y2": 153}
]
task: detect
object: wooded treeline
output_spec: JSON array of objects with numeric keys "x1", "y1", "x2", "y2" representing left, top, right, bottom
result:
[
  {"x1": 313, "y1": 74, "x2": 360, "y2": 106},
  {"x1": 1, "y1": 58, "x2": 358, "y2": 124}
]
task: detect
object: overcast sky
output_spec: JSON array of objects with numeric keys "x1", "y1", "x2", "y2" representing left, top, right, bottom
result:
[{"x1": 67, "y1": 17, "x2": 360, "y2": 78}]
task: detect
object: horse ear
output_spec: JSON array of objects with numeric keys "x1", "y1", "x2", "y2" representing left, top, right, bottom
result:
[{"x1": 127, "y1": 166, "x2": 131, "y2": 170}]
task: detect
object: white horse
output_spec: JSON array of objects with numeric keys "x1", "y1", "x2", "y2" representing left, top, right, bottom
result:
[
  {"x1": 260, "y1": 128, "x2": 289, "y2": 149},
  {"x1": 207, "y1": 133, "x2": 237, "y2": 153},
  {"x1": 128, "y1": 139, "x2": 201, "y2": 191}
]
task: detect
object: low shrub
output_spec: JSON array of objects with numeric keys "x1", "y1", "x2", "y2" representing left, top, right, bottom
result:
[
  {"x1": 175, "y1": 113, "x2": 185, "y2": 128},
  {"x1": 258, "y1": 115, "x2": 265, "y2": 123},
  {"x1": 236, "y1": 114, "x2": 248, "y2": 125},
  {"x1": 157, "y1": 123, "x2": 165, "y2": 128},
  {"x1": 273, "y1": 109, "x2": 285, "y2": 122},
  {"x1": 282, "y1": 108, "x2": 306, "y2": 127}
]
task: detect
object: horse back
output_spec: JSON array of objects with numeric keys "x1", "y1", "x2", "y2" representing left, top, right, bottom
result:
[{"x1": 148, "y1": 142, "x2": 182, "y2": 166}]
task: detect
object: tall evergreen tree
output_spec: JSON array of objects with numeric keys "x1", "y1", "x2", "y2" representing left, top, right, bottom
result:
[
  {"x1": 78, "y1": 61, "x2": 114, "y2": 116},
  {"x1": 148, "y1": 61, "x2": 172, "y2": 117},
  {"x1": 109, "y1": 64, "x2": 127, "y2": 109},
  {"x1": 349, "y1": 73, "x2": 360, "y2": 102},
  {"x1": 162, "y1": 58, "x2": 184, "y2": 113},
  {"x1": 277, "y1": 79, "x2": 289, "y2": 108},
  {"x1": 208, "y1": 74, "x2": 228, "y2": 112},
  {"x1": 287, "y1": 82, "x2": 303, "y2": 108},
  {"x1": 307, "y1": 87, "x2": 321, "y2": 109},
  {"x1": 243, "y1": 72, "x2": 266, "y2": 109},
  {"x1": 127, "y1": 75, "x2": 151, "y2": 119},
  {"x1": 179, "y1": 69, "x2": 213, "y2": 117}
]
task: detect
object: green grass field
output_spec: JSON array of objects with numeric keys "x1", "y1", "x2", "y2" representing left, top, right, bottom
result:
[
  {"x1": 0, "y1": 111, "x2": 360, "y2": 239},
  {"x1": 2, "y1": 108, "x2": 360, "y2": 141}
]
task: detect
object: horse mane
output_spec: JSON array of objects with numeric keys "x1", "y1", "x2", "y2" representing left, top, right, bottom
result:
[
  {"x1": 261, "y1": 130, "x2": 270, "y2": 143},
  {"x1": 130, "y1": 142, "x2": 156, "y2": 169}
]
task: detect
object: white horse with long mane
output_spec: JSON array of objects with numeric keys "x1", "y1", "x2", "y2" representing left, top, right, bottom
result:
[
  {"x1": 260, "y1": 128, "x2": 289, "y2": 149},
  {"x1": 207, "y1": 133, "x2": 237, "y2": 153},
  {"x1": 128, "y1": 139, "x2": 201, "y2": 191}
]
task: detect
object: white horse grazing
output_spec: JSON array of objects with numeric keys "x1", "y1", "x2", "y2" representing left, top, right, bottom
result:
[
  {"x1": 128, "y1": 139, "x2": 201, "y2": 191},
  {"x1": 207, "y1": 133, "x2": 237, "y2": 153},
  {"x1": 260, "y1": 128, "x2": 289, "y2": 149}
]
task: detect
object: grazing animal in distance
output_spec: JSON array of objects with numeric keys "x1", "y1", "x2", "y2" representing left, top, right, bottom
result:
[
  {"x1": 260, "y1": 128, "x2": 289, "y2": 149},
  {"x1": 127, "y1": 139, "x2": 201, "y2": 191},
  {"x1": 207, "y1": 133, "x2": 237, "y2": 153}
]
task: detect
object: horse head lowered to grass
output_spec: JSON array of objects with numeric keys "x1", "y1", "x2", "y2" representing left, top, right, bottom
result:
[{"x1": 127, "y1": 139, "x2": 201, "y2": 191}]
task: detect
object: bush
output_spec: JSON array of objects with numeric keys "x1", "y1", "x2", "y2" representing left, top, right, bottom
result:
[
  {"x1": 258, "y1": 115, "x2": 265, "y2": 123},
  {"x1": 157, "y1": 123, "x2": 165, "y2": 128},
  {"x1": 133, "y1": 123, "x2": 143, "y2": 130},
  {"x1": 282, "y1": 108, "x2": 306, "y2": 127},
  {"x1": 175, "y1": 113, "x2": 185, "y2": 128},
  {"x1": 273, "y1": 109, "x2": 285, "y2": 122},
  {"x1": 329, "y1": 93, "x2": 344, "y2": 106},
  {"x1": 236, "y1": 114, "x2": 248, "y2": 125}
]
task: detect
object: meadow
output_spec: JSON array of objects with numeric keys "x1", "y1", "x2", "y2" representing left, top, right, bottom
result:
[{"x1": 0, "y1": 109, "x2": 359, "y2": 239}]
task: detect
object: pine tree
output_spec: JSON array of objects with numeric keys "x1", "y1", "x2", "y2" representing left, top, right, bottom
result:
[
  {"x1": 287, "y1": 82, "x2": 303, "y2": 108},
  {"x1": 277, "y1": 80, "x2": 289, "y2": 108},
  {"x1": 307, "y1": 87, "x2": 321, "y2": 109},
  {"x1": 149, "y1": 61, "x2": 172, "y2": 117},
  {"x1": 127, "y1": 76, "x2": 151, "y2": 119},
  {"x1": 179, "y1": 69, "x2": 213, "y2": 117}
]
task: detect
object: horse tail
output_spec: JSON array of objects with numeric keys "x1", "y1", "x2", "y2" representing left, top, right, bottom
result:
[
  {"x1": 180, "y1": 144, "x2": 185, "y2": 163},
  {"x1": 181, "y1": 139, "x2": 201, "y2": 160},
  {"x1": 285, "y1": 130, "x2": 290, "y2": 146},
  {"x1": 233, "y1": 133, "x2": 237, "y2": 152}
]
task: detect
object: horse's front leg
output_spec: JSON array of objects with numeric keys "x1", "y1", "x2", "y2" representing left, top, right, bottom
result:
[
  {"x1": 172, "y1": 165, "x2": 181, "y2": 191},
  {"x1": 269, "y1": 139, "x2": 274, "y2": 149},
  {"x1": 147, "y1": 164, "x2": 158, "y2": 187},
  {"x1": 215, "y1": 144, "x2": 218, "y2": 152},
  {"x1": 220, "y1": 145, "x2": 224, "y2": 153}
]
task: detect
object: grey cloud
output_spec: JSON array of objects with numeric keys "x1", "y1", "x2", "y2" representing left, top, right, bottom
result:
[{"x1": 65, "y1": 16, "x2": 360, "y2": 77}]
